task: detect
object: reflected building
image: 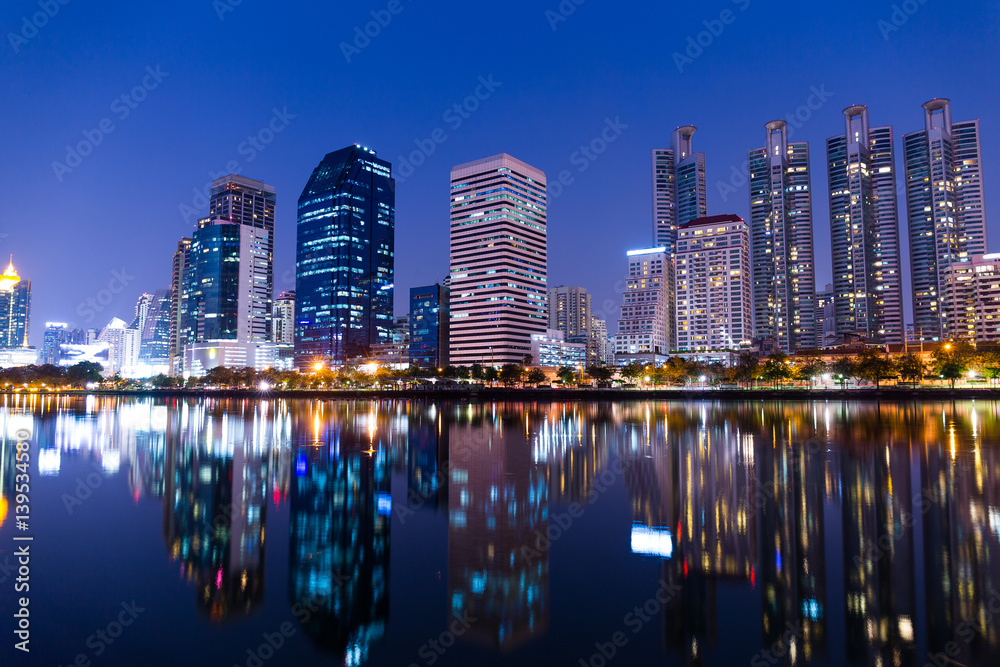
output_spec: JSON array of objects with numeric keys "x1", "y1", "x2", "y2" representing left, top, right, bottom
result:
[
  {"x1": 755, "y1": 410, "x2": 827, "y2": 665},
  {"x1": 407, "y1": 403, "x2": 449, "y2": 512},
  {"x1": 448, "y1": 405, "x2": 549, "y2": 650},
  {"x1": 162, "y1": 402, "x2": 272, "y2": 621},
  {"x1": 288, "y1": 404, "x2": 391, "y2": 665}
]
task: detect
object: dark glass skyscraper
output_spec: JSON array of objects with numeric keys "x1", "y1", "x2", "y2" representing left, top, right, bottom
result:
[
  {"x1": 295, "y1": 145, "x2": 395, "y2": 369},
  {"x1": 409, "y1": 284, "x2": 449, "y2": 369}
]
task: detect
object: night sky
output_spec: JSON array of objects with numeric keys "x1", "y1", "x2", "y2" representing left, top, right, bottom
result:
[{"x1": 3, "y1": 0, "x2": 998, "y2": 346}]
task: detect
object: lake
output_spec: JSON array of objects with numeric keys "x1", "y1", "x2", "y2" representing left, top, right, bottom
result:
[{"x1": 1, "y1": 395, "x2": 998, "y2": 666}]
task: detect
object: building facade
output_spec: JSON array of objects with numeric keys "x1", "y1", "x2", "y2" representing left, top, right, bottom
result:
[
  {"x1": 448, "y1": 154, "x2": 548, "y2": 366},
  {"x1": 674, "y1": 215, "x2": 752, "y2": 352},
  {"x1": 132, "y1": 290, "x2": 171, "y2": 369},
  {"x1": 942, "y1": 254, "x2": 1000, "y2": 343},
  {"x1": 409, "y1": 284, "x2": 449, "y2": 369},
  {"x1": 295, "y1": 145, "x2": 395, "y2": 368},
  {"x1": 613, "y1": 248, "x2": 670, "y2": 365},
  {"x1": 748, "y1": 120, "x2": 817, "y2": 352},
  {"x1": 530, "y1": 329, "x2": 587, "y2": 368},
  {"x1": 904, "y1": 99, "x2": 988, "y2": 342},
  {"x1": 271, "y1": 291, "x2": 295, "y2": 344},
  {"x1": 652, "y1": 127, "x2": 708, "y2": 350},
  {"x1": 0, "y1": 260, "x2": 30, "y2": 349},
  {"x1": 169, "y1": 238, "x2": 192, "y2": 375},
  {"x1": 209, "y1": 175, "x2": 276, "y2": 342},
  {"x1": 826, "y1": 105, "x2": 905, "y2": 344},
  {"x1": 814, "y1": 285, "x2": 837, "y2": 348}
]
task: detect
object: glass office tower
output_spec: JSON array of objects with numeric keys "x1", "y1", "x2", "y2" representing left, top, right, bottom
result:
[
  {"x1": 0, "y1": 259, "x2": 31, "y2": 349},
  {"x1": 409, "y1": 284, "x2": 449, "y2": 369},
  {"x1": 295, "y1": 145, "x2": 395, "y2": 369}
]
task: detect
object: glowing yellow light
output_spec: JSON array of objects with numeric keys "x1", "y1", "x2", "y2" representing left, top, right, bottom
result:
[
  {"x1": 313, "y1": 362, "x2": 324, "y2": 372},
  {"x1": 0, "y1": 494, "x2": 7, "y2": 528}
]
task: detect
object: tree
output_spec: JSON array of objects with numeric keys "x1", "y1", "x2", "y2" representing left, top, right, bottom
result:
[
  {"x1": 526, "y1": 368, "x2": 547, "y2": 386},
  {"x1": 761, "y1": 352, "x2": 792, "y2": 388},
  {"x1": 855, "y1": 348, "x2": 895, "y2": 388},
  {"x1": 586, "y1": 365, "x2": 615, "y2": 384},
  {"x1": 66, "y1": 361, "x2": 103, "y2": 386},
  {"x1": 896, "y1": 352, "x2": 925, "y2": 384},
  {"x1": 932, "y1": 344, "x2": 970, "y2": 388},
  {"x1": 829, "y1": 356, "x2": 856, "y2": 387},
  {"x1": 522, "y1": 354, "x2": 534, "y2": 367},
  {"x1": 499, "y1": 364, "x2": 523, "y2": 387},
  {"x1": 796, "y1": 358, "x2": 827, "y2": 388},
  {"x1": 556, "y1": 366, "x2": 577, "y2": 385},
  {"x1": 732, "y1": 353, "x2": 759, "y2": 388},
  {"x1": 470, "y1": 364, "x2": 485, "y2": 381},
  {"x1": 620, "y1": 362, "x2": 644, "y2": 385}
]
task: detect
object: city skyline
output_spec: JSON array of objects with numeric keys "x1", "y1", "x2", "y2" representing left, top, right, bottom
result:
[{"x1": 6, "y1": 0, "x2": 998, "y2": 346}]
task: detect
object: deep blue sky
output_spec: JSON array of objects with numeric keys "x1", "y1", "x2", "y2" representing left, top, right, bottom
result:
[{"x1": 3, "y1": 0, "x2": 999, "y2": 346}]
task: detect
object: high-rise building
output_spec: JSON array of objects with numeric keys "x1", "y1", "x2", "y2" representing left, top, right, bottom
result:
[
  {"x1": 182, "y1": 216, "x2": 277, "y2": 374},
  {"x1": 209, "y1": 176, "x2": 276, "y2": 343},
  {"x1": 547, "y1": 286, "x2": 592, "y2": 338},
  {"x1": 295, "y1": 145, "x2": 395, "y2": 368},
  {"x1": 814, "y1": 285, "x2": 837, "y2": 348},
  {"x1": 748, "y1": 120, "x2": 817, "y2": 352},
  {"x1": 169, "y1": 238, "x2": 192, "y2": 376},
  {"x1": 652, "y1": 126, "x2": 708, "y2": 250},
  {"x1": 942, "y1": 254, "x2": 1000, "y2": 343},
  {"x1": 588, "y1": 317, "x2": 613, "y2": 366},
  {"x1": 409, "y1": 284, "x2": 449, "y2": 369},
  {"x1": 131, "y1": 291, "x2": 171, "y2": 368},
  {"x1": 827, "y1": 105, "x2": 905, "y2": 344},
  {"x1": 674, "y1": 214, "x2": 752, "y2": 352},
  {"x1": 904, "y1": 99, "x2": 988, "y2": 342},
  {"x1": 42, "y1": 323, "x2": 85, "y2": 365},
  {"x1": 271, "y1": 291, "x2": 295, "y2": 344},
  {"x1": 0, "y1": 259, "x2": 30, "y2": 349},
  {"x1": 652, "y1": 127, "x2": 708, "y2": 351},
  {"x1": 613, "y1": 248, "x2": 670, "y2": 365},
  {"x1": 449, "y1": 154, "x2": 548, "y2": 366},
  {"x1": 98, "y1": 317, "x2": 140, "y2": 376}
]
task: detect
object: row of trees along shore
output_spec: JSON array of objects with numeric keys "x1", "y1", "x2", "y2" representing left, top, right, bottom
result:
[{"x1": 2, "y1": 343, "x2": 996, "y2": 391}]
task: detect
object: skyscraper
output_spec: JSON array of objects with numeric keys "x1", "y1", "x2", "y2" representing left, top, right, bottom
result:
[
  {"x1": 182, "y1": 215, "x2": 277, "y2": 374},
  {"x1": 613, "y1": 248, "x2": 670, "y2": 365},
  {"x1": 169, "y1": 238, "x2": 192, "y2": 375},
  {"x1": 904, "y1": 99, "x2": 988, "y2": 342},
  {"x1": 271, "y1": 291, "x2": 295, "y2": 344},
  {"x1": 295, "y1": 145, "x2": 395, "y2": 368},
  {"x1": 674, "y1": 215, "x2": 752, "y2": 352},
  {"x1": 0, "y1": 259, "x2": 30, "y2": 349},
  {"x1": 748, "y1": 120, "x2": 817, "y2": 352},
  {"x1": 547, "y1": 286, "x2": 592, "y2": 338},
  {"x1": 409, "y1": 284, "x2": 449, "y2": 369},
  {"x1": 448, "y1": 154, "x2": 547, "y2": 366},
  {"x1": 652, "y1": 127, "x2": 707, "y2": 351},
  {"x1": 827, "y1": 105, "x2": 905, "y2": 344},
  {"x1": 131, "y1": 290, "x2": 171, "y2": 368},
  {"x1": 209, "y1": 176, "x2": 276, "y2": 343},
  {"x1": 651, "y1": 126, "x2": 708, "y2": 250}
]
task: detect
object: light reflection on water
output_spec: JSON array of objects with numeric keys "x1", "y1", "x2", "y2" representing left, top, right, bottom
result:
[{"x1": 1, "y1": 394, "x2": 1000, "y2": 666}]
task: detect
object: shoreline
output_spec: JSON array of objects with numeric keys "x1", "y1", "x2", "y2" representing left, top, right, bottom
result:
[{"x1": 8, "y1": 387, "x2": 1000, "y2": 401}]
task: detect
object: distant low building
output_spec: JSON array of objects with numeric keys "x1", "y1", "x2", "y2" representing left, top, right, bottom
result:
[{"x1": 530, "y1": 330, "x2": 586, "y2": 368}]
